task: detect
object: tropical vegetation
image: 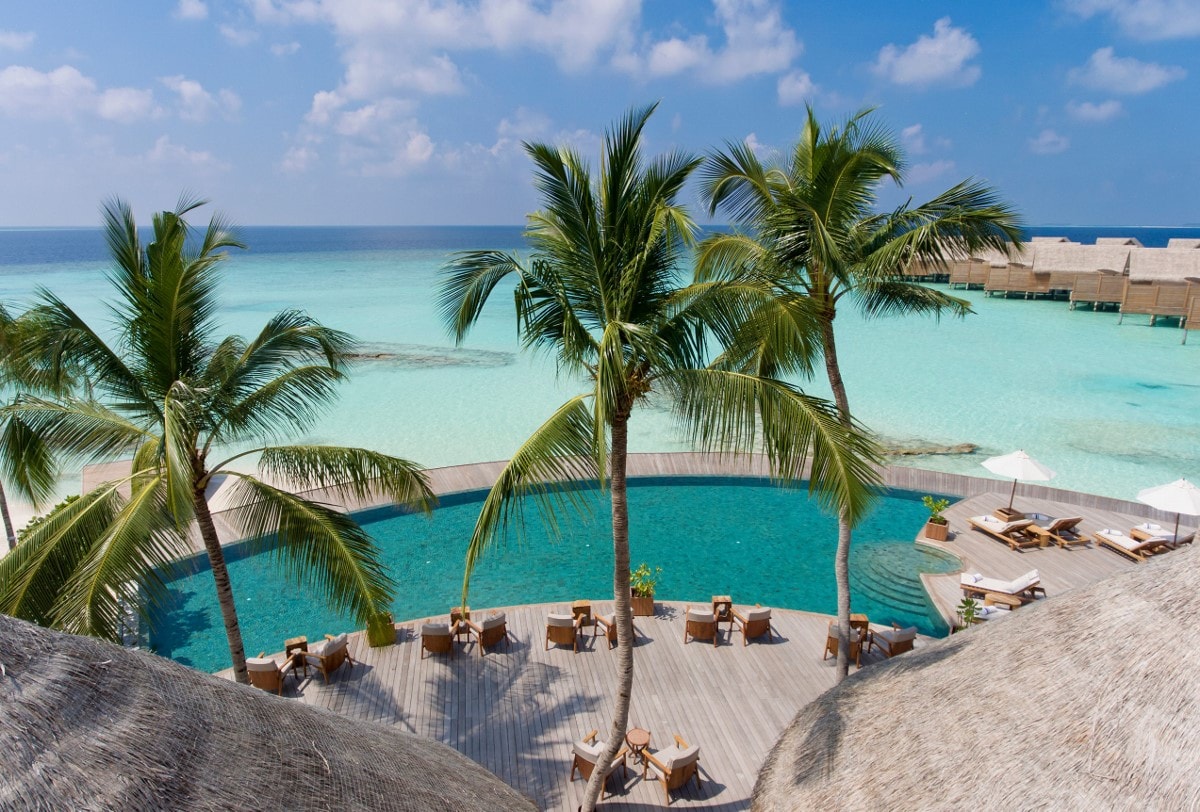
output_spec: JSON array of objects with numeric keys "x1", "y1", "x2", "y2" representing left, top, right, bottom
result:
[
  {"x1": 438, "y1": 104, "x2": 881, "y2": 811},
  {"x1": 0, "y1": 196, "x2": 434, "y2": 684},
  {"x1": 698, "y1": 106, "x2": 1023, "y2": 679}
]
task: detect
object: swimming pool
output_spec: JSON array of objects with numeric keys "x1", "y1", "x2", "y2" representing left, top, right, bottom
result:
[{"x1": 148, "y1": 477, "x2": 958, "y2": 672}]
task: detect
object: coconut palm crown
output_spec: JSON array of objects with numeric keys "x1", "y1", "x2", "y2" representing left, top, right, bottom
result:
[
  {"x1": 439, "y1": 104, "x2": 881, "y2": 811},
  {"x1": 697, "y1": 105, "x2": 1024, "y2": 679},
  {"x1": 0, "y1": 196, "x2": 434, "y2": 684}
]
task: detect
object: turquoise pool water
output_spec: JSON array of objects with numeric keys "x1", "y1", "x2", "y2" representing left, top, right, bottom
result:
[{"x1": 149, "y1": 478, "x2": 958, "y2": 672}]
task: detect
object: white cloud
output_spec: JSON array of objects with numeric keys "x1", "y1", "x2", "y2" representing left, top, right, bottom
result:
[
  {"x1": 479, "y1": 0, "x2": 641, "y2": 73},
  {"x1": 777, "y1": 70, "x2": 815, "y2": 106},
  {"x1": 220, "y1": 24, "x2": 260, "y2": 46},
  {"x1": 0, "y1": 30, "x2": 36, "y2": 51},
  {"x1": 0, "y1": 65, "x2": 94, "y2": 119},
  {"x1": 744, "y1": 132, "x2": 773, "y2": 158},
  {"x1": 901, "y1": 124, "x2": 927, "y2": 154},
  {"x1": 872, "y1": 17, "x2": 981, "y2": 88},
  {"x1": 280, "y1": 144, "x2": 318, "y2": 173},
  {"x1": 146, "y1": 135, "x2": 228, "y2": 170},
  {"x1": 1067, "y1": 99, "x2": 1124, "y2": 121},
  {"x1": 629, "y1": 0, "x2": 801, "y2": 84},
  {"x1": 97, "y1": 87, "x2": 157, "y2": 122},
  {"x1": 174, "y1": 0, "x2": 208, "y2": 21},
  {"x1": 1068, "y1": 47, "x2": 1185, "y2": 94},
  {"x1": 1064, "y1": 0, "x2": 1200, "y2": 40},
  {"x1": 161, "y1": 75, "x2": 240, "y2": 121},
  {"x1": 270, "y1": 41, "x2": 301, "y2": 56},
  {"x1": 1029, "y1": 129, "x2": 1070, "y2": 154},
  {"x1": 907, "y1": 159, "x2": 955, "y2": 184}
]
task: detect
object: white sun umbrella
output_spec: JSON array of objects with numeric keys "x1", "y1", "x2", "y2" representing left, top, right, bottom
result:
[
  {"x1": 981, "y1": 450, "x2": 1056, "y2": 510},
  {"x1": 1136, "y1": 479, "x2": 1200, "y2": 543}
]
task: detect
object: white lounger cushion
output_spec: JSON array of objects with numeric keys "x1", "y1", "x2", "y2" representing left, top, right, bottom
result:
[
  {"x1": 744, "y1": 607, "x2": 772, "y2": 621},
  {"x1": 878, "y1": 626, "x2": 918, "y2": 644},
  {"x1": 547, "y1": 613, "x2": 575, "y2": 627},
  {"x1": 1097, "y1": 529, "x2": 1147, "y2": 550},
  {"x1": 971, "y1": 516, "x2": 1032, "y2": 534},
  {"x1": 962, "y1": 569, "x2": 1038, "y2": 595}
]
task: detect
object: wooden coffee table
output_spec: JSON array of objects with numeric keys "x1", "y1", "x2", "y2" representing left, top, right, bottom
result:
[
  {"x1": 625, "y1": 727, "x2": 651, "y2": 774},
  {"x1": 983, "y1": 592, "x2": 1022, "y2": 609}
]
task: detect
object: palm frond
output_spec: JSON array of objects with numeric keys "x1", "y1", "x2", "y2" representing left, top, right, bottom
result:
[
  {"x1": 162, "y1": 381, "x2": 199, "y2": 525},
  {"x1": 460, "y1": 396, "x2": 600, "y2": 605},
  {"x1": 4, "y1": 396, "x2": 149, "y2": 466},
  {"x1": 219, "y1": 473, "x2": 396, "y2": 623},
  {"x1": 0, "y1": 411, "x2": 58, "y2": 507},
  {"x1": 855, "y1": 278, "x2": 973, "y2": 321},
  {"x1": 662, "y1": 368, "x2": 882, "y2": 523},
  {"x1": 438, "y1": 251, "x2": 526, "y2": 343},
  {"x1": 244, "y1": 445, "x2": 435, "y2": 513}
]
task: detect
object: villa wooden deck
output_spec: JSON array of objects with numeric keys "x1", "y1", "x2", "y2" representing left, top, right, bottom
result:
[{"x1": 250, "y1": 602, "x2": 898, "y2": 810}]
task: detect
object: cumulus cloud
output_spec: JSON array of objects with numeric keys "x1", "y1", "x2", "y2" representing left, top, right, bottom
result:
[
  {"x1": 629, "y1": 0, "x2": 801, "y2": 84},
  {"x1": 146, "y1": 135, "x2": 228, "y2": 170},
  {"x1": 907, "y1": 160, "x2": 955, "y2": 185},
  {"x1": 280, "y1": 144, "x2": 318, "y2": 173},
  {"x1": 1029, "y1": 129, "x2": 1070, "y2": 154},
  {"x1": 0, "y1": 30, "x2": 36, "y2": 51},
  {"x1": 1068, "y1": 47, "x2": 1185, "y2": 94},
  {"x1": 220, "y1": 24, "x2": 260, "y2": 46},
  {"x1": 270, "y1": 41, "x2": 301, "y2": 56},
  {"x1": 1067, "y1": 99, "x2": 1123, "y2": 121},
  {"x1": 161, "y1": 75, "x2": 241, "y2": 121},
  {"x1": 872, "y1": 17, "x2": 981, "y2": 88},
  {"x1": 777, "y1": 70, "x2": 815, "y2": 106},
  {"x1": 0, "y1": 65, "x2": 155, "y2": 123},
  {"x1": 1064, "y1": 0, "x2": 1200, "y2": 40},
  {"x1": 97, "y1": 87, "x2": 157, "y2": 122},
  {"x1": 174, "y1": 0, "x2": 208, "y2": 21},
  {"x1": 901, "y1": 124, "x2": 926, "y2": 154}
]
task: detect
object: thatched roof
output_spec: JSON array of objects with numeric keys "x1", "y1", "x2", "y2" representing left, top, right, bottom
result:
[
  {"x1": 1029, "y1": 236, "x2": 1072, "y2": 243},
  {"x1": 1095, "y1": 236, "x2": 1143, "y2": 246},
  {"x1": 1128, "y1": 247, "x2": 1200, "y2": 282},
  {"x1": 1167, "y1": 238, "x2": 1200, "y2": 249},
  {"x1": 1033, "y1": 242, "x2": 1131, "y2": 274},
  {"x1": 753, "y1": 544, "x2": 1200, "y2": 811},
  {"x1": 973, "y1": 245, "x2": 1034, "y2": 268},
  {"x1": 0, "y1": 615, "x2": 535, "y2": 811}
]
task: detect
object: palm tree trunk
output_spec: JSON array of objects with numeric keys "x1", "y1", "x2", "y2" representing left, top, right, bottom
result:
[
  {"x1": 820, "y1": 316, "x2": 855, "y2": 682},
  {"x1": 0, "y1": 481, "x2": 16, "y2": 551},
  {"x1": 581, "y1": 408, "x2": 634, "y2": 812},
  {"x1": 192, "y1": 483, "x2": 250, "y2": 684}
]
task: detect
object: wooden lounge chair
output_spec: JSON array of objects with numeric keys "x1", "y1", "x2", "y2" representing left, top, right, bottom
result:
[
  {"x1": 822, "y1": 621, "x2": 863, "y2": 668},
  {"x1": 246, "y1": 654, "x2": 296, "y2": 695},
  {"x1": 303, "y1": 633, "x2": 354, "y2": 683},
  {"x1": 960, "y1": 569, "x2": 1045, "y2": 604},
  {"x1": 868, "y1": 624, "x2": 917, "y2": 658},
  {"x1": 420, "y1": 622, "x2": 454, "y2": 659},
  {"x1": 545, "y1": 613, "x2": 581, "y2": 653},
  {"x1": 967, "y1": 515, "x2": 1045, "y2": 550},
  {"x1": 1095, "y1": 529, "x2": 1172, "y2": 562},
  {"x1": 594, "y1": 613, "x2": 618, "y2": 649},
  {"x1": 1131, "y1": 523, "x2": 1195, "y2": 548},
  {"x1": 466, "y1": 612, "x2": 510, "y2": 656},
  {"x1": 568, "y1": 729, "x2": 628, "y2": 799},
  {"x1": 1031, "y1": 515, "x2": 1090, "y2": 548},
  {"x1": 731, "y1": 606, "x2": 774, "y2": 646},
  {"x1": 682, "y1": 607, "x2": 719, "y2": 647},
  {"x1": 643, "y1": 734, "x2": 701, "y2": 805}
]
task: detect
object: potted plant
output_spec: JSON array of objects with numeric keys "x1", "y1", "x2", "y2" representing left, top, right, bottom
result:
[
  {"x1": 921, "y1": 495, "x2": 951, "y2": 542},
  {"x1": 629, "y1": 563, "x2": 661, "y2": 617},
  {"x1": 955, "y1": 596, "x2": 979, "y2": 631}
]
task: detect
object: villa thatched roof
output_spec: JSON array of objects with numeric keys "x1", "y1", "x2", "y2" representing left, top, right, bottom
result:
[
  {"x1": 1033, "y1": 242, "x2": 1131, "y2": 274},
  {"x1": 0, "y1": 615, "x2": 535, "y2": 811},
  {"x1": 1167, "y1": 238, "x2": 1200, "y2": 249},
  {"x1": 1095, "y1": 236, "x2": 1143, "y2": 246},
  {"x1": 753, "y1": 544, "x2": 1200, "y2": 811},
  {"x1": 1029, "y1": 236, "x2": 1071, "y2": 243},
  {"x1": 1128, "y1": 247, "x2": 1200, "y2": 282}
]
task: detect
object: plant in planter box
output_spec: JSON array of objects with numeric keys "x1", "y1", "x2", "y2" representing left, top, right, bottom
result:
[
  {"x1": 629, "y1": 563, "x2": 661, "y2": 617},
  {"x1": 956, "y1": 596, "x2": 979, "y2": 631},
  {"x1": 922, "y1": 495, "x2": 951, "y2": 541}
]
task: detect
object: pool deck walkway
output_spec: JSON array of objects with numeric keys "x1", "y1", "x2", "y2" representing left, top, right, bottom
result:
[{"x1": 251, "y1": 601, "x2": 900, "y2": 811}]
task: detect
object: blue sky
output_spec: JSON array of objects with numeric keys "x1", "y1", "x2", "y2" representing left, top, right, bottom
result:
[{"x1": 1, "y1": 0, "x2": 1197, "y2": 227}]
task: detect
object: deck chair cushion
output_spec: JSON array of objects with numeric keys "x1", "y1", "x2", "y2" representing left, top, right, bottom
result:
[
  {"x1": 246, "y1": 657, "x2": 276, "y2": 671},
  {"x1": 687, "y1": 609, "x2": 714, "y2": 623},
  {"x1": 482, "y1": 613, "x2": 506, "y2": 630},
  {"x1": 882, "y1": 626, "x2": 917, "y2": 643},
  {"x1": 547, "y1": 613, "x2": 575, "y2": 627},
  {"x1": 421, "y1": 622, "x2": 451, "y2": 637},
  {"x1": 745, "y1": 607, "x2": 771, "y2": 621},
  {"x1": 671, "y1": 745, "x2": 700, "y2": 768},
  {"x1": 573, "y1": 739, "x2": 602, "y2": 762}
]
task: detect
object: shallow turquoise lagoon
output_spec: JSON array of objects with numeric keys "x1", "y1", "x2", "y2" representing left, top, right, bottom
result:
[{"x1": 149, "y1": 478, "x2": 957, "y2": 673}]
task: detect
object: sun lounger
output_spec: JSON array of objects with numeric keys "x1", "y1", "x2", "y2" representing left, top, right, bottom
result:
[
  {"x1": 1031, "y1": 515, "x2": 1090, "y2": 548},
  {"x1": 967, "y1": 515, "x2": 1045, "y2": 550},
  {"x1": 1131, "y1": 523, "x2": 1195, "y2": 548},
  {"x1": 1095, "y1": 529, "x2": 1172, "y2": 562},
  {"x1": 960, "y1": 569, "x2": 1045, "y2": 603}
]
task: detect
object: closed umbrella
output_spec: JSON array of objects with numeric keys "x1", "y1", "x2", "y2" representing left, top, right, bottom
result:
[
  {"x1": 982, "y1": 450, "x2": 1056, "y2": 510},
  {"x1": 1136, "y1": 478, "x2": 1200, "y2": 543}
]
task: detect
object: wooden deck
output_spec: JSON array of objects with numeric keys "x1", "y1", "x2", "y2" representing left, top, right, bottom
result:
[{"x1": 257, "y1": 602, "x2": 898, "y2": 810}]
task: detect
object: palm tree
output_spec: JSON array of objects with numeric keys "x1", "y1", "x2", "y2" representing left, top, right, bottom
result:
[
  {"x1": 0, "y1": 196, "x2": 434, "y2": 684},
  {"x1": 698, "y1": 106, "x2": 1023, "y2": 680},
  {"x1": 439, "y1": 104, "x2": 881, "y2": 811}
]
